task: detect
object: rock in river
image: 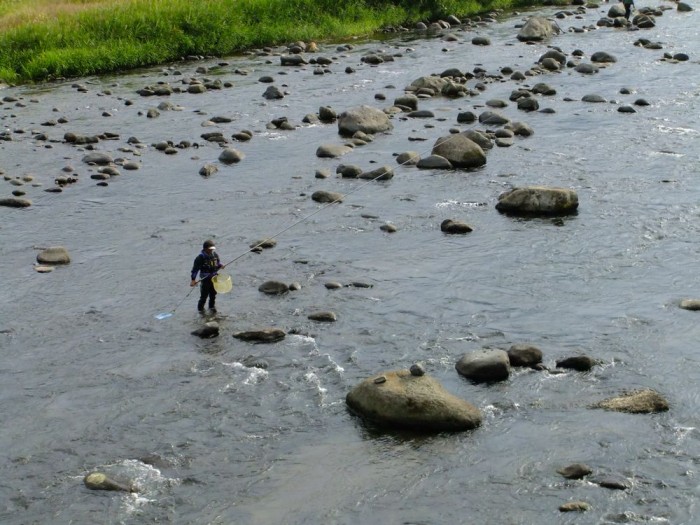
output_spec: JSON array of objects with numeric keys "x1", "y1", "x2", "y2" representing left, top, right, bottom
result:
[{"x1": 346, "y1": 369, "x2": 482, "y2": 431}]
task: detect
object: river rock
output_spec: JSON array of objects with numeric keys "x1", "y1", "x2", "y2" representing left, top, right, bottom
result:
[
  {"x1": 258, "y1": 281, "x2": 289, "y2": 295},
  {"x1": 557, "y1": 463, "x2": 593, "y2": 479},
  {"x1": 396, "y1": 151, "x2": 420, "y2": 165},
  {"x1": 455, "y1": 349, "x2": 511, "y2": 383},
  {"x1": 591, "y1": 51, "x2": 617, "y2": 63},
  {"x1": 517, "y1": 16, "x2": 558, "y2": 41},
  {"x1": 440, "y1": 219, "x2": 473, "y2": 234},
  {"x1": 556, "y1": 355, "x2": 596, "y2": 371},
  {"x1": 34, "y1": 265, "x2": 54, "y2": 273},
  {"x1": 337, "y1": 105, "x2": 393, "y2": 136},
  {"x1": 431, "y1": 134, "x2": 486, "y2": 169},
  {"x1": 316, "y1": 144, "x2": 353, "y2": 158},
  {"x1": 191, "y1": 322, "x2": 219, "y2": 339},
  {"x1": 308, "y1": 311, "x2": 337, "y2": 322},
  {"x1": 199, "y1": 163, "x2": 218, "y2": 177},
  {"x1": 346, "y1": 369, "x2": 482, "y2": 431},
  {"x1": 83, "y1": 472, "x2": 134, "y2": 492},
  {"x1": 405, "y1": 76, "x2": 449, "y2": 95},
  {"x1": 507, "y1": 344, "x2": 543, "y2": 367},
  {"x1": 680, "y1": 299, "x2": 700, "y2": 311},
  {"x1": 359, "y1": 165, "x2": 394, "y2": 181},
  {"x1": 495, "y1": 186, "x2": 578, "y2": 216},
  {"x1": 312, "y1": 190, "x2": 343, "y2": 203},
  {"x1": 82, "y1": 152, "x2": 113, "y2": 165},
  {"x1": 677, "y1": 2, "x2": 692, "y2": 12},
  {"x1": 417, "y1": 155, "x2": 453, "y2": 169},
  {"x1": 0, "y1": 197, "x2": 31, "y2": 207},
  {"x1": 233, "y1": 327, "x2": 286, "y2": 343},
  {"x1": 263, "y1": 85, "x2": 284, "y2": 99},
  {"x1": 337, "y1": 164, "x2": 362, "y2": 178},
  {"x1": 249, "y1": 238, "x2": 277, "y2": 250},
  {"x1": 37, "y1": 246, "x2": 71, "y2": 264},
  {"x1": 559, "y1": 501, "x2": 590, "y2": 512},
  {"x1": 478, "y1": 110, "x2": 510, "y2": 126},
  {"x1": 594, "y1": 388, "x2": 669, "y2": 413},
  {"x1": 217, "y1": 148, "x2": 244, "y2": 164},
  {"x1": 394, "y1": 94, "x2": 419, "y2": 111}
]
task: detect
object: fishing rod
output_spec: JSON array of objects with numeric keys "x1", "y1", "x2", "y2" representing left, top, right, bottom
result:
[{"x1": 155, "y1": 121, "x2": 482, "y2": 320}]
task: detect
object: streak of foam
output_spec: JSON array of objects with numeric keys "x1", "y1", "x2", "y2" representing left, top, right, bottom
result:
[{"x1": 221, "y1": 361, "x2": 268, "y2": 389}]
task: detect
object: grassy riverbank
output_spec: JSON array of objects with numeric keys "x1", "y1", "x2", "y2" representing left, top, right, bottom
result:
[{"x1": 0, "y1": 0, "x2": 546, "y2": 84}]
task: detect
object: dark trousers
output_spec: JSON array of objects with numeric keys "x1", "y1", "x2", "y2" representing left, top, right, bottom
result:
[
  {"x1": 198, "y1": 278, "x2": 216, "y2": 310},
  {"x1": 624, "y1": 3, "x2": 632, "y2": 19}
]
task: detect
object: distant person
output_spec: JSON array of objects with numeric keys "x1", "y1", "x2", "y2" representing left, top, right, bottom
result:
[
  {"x1": 622, "y1": 0, "x2": 635, "y2": 20},
  {"x1": 190, "y1": 239, "x2": 223, "y2": 313}
]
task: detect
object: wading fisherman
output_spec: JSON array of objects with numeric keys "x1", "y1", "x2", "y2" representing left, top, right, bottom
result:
[
  {"x1": 622, "y1": 0, "x2": 634, "y2": 20},
  {"x1": 190, "y1": 239, "x2": 223, "y2": 313}
]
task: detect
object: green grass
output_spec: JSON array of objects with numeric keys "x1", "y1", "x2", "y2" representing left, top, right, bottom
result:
[{"x1": 0, "y1": 0, "x2": 546, "y2": 84}]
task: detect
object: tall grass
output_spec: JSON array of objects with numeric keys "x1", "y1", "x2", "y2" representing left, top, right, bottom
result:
[{"x1": 0, "y1": 0, "x2": 544, "y2": 84}]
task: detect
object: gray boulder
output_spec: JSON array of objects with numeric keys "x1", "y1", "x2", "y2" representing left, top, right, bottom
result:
[
  {"x1": 0, "y1": 197, "x2": 31, "y2": 208},
  {"x1": 359, "y1": 165, "x2": 394, "y2": 181},
  {"x1": 431, "y1": 134, "x2": 487, "y2": 169},
  {"x1": 417, "y1": 155, "x2": 453, "y2": 170},
  {"x1": 308, "y1": 311, "x2": 337, "y2": 322},
  {"x1": 405, "y1": 76, "x2": 449, "y2": 95},
  {"x1": 556, "y1": 355, "x2": 595, "y2": 372},
  {"x1": 346, "y1": 369, "x2": 482, "y2": 431},
  {"x1": 517, "y1": 16, "x2": 558, "y2": 42},
  {"x1": 316, "y1": 144, "x2": 353, "y2": 158},
  {"x1": 396, "y1": 151, "x2": 420, "y2": 165},
  {"x1": 455, "y1": 349, "x2": 511, "y2": 382},
  {"x1": 440, "y1": 219, "x2": 473, "y2": 234},
  {"x1": 680, "y1": 299, "x2": 700, "y2": 311},
  {"x1": 507, "y1": 344, "x2": 543, "y2": 367},
  {"x1": 337, "y1": 105, "x2": 393, "y2": 137},
  {"x1": 82, "y1": 152, "x2": 113, "y2": 165},
  {"x1": 312, "y1": 190, "x2": 343, "y2": 203},
  {"x1": 258, "y1": 281, "x2": 289, "y2": 295},
  {"x1": 495, "y1": 186, "x2": 578, "y2": 216}
]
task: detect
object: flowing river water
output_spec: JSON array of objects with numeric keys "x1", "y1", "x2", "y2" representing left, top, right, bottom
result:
[{"x1": 1, "y1": 2, "x2": 699, "y2": 524}]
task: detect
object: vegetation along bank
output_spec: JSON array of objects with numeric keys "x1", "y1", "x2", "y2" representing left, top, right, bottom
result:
[{"x1": 0, "y1": 0, "x2": 550, "y2": 84}]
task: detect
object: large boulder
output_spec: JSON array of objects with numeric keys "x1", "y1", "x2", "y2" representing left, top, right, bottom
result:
[
  {"x1": 495, "y1": 186, "x2": 578, "y2": 216},
  {"x1": 337, "y1": 105, "x2": 393, "y2": 137},
  {"x1": 346, "y1": 370, "x2": 482, "y2": 431},
  {"x1": 517, "y1": 16, "x2": 558, "y2": 42},
  {"x1": 431, "y1": 134, "x2": 486, "y2": 169},
  {"x1": 455, "y1": 349, "x2": 511, "y2": 382}
]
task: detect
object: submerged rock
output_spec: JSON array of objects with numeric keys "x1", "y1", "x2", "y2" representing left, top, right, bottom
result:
[
  {"x1": 337, "y1": 105, "x2": 393, "y2": 137},
  {"x1": 594, "y1": 388, "x2": 669, "y2": 414},
  {"x1": 495, "y1": 186, "x2": 578, "y2": 216},
  {"x1": 37, "y1": 246, "x2": 71, "y2": 264},
  {"x1": 83, "y1": 472, "x2": 135, "y2": 492},
  {"x1": 557, "y1": 463, "x2": 593, "y2": 479},
  {"x1": 191, "y1": 321, "x2": 219, "y2": 338},
  {"x1": 346, "y1": 369, "x2": 482, "y2": 431},
  {"x1": 233, "y1": 327, "x2": 286, "y2": 343}
]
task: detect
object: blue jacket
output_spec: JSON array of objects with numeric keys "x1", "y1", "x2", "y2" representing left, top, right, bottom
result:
[{"x1": 191, "y1": 250, "x2": 222, "y2": 281}]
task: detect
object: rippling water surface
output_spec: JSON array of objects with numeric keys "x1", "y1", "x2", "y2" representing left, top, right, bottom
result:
[{"x1": 2, "y1": 3, "x2": 700, "y2": 524}]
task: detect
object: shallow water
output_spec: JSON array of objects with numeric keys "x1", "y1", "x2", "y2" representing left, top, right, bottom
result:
[{"x1": 1, "y1": 2, "x2": 700, "y2": 524}]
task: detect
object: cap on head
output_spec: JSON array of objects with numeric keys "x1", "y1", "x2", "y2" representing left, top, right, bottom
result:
[{"x1": 203, "y1": 239, "x2": 216, "y2": 250}]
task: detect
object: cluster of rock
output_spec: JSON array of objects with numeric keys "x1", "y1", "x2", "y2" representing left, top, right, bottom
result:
[{"x1": 345, "y1": 341, "x2": 668, "y2": 433}]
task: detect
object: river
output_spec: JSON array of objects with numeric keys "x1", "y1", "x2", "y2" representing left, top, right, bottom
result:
[{"x1": 1, "y1": 2, "x2": 699, "y2": 524}]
